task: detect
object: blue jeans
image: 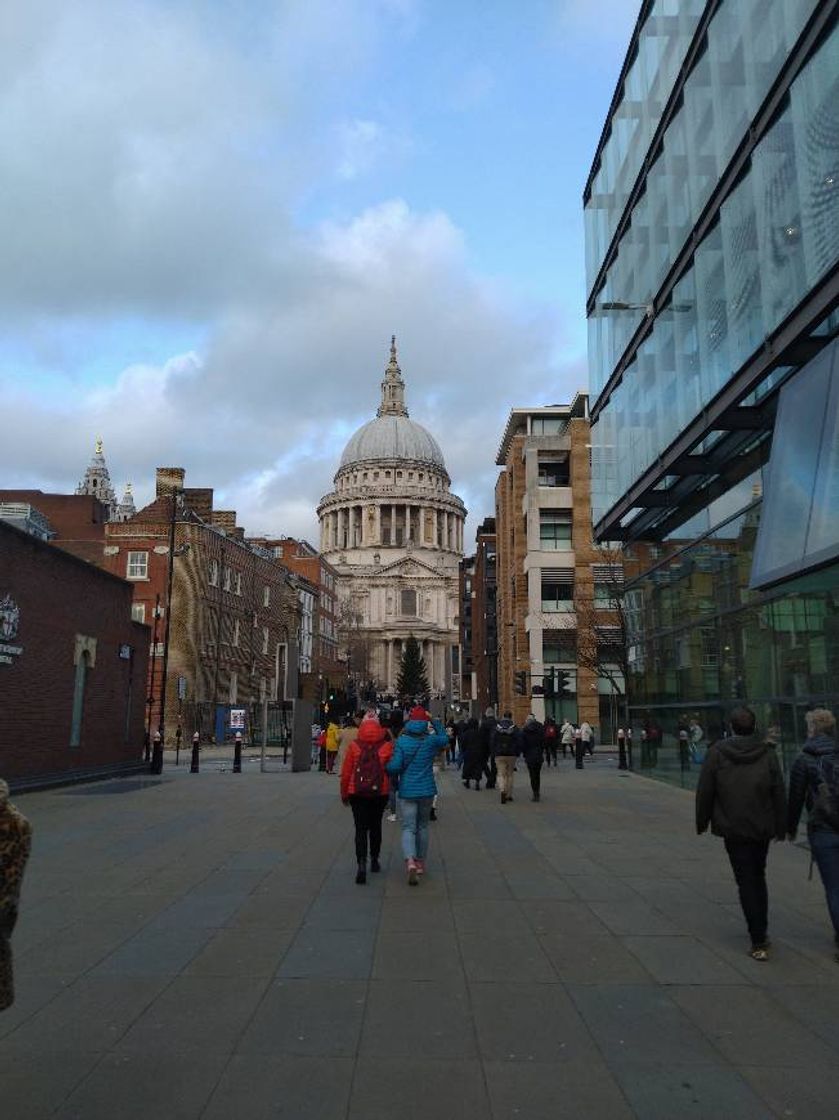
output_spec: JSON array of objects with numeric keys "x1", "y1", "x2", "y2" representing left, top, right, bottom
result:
[
  {"x1": 399, "y1": 797, "x2": 433, "y2": 861},
  {"x1": 810, "y1": 830, "x2": 839, "y2": 939}
]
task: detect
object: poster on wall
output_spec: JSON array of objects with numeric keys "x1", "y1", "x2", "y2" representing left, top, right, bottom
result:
[{"x1": 229, "y1": 708, "x2": 246, "y2": 730}]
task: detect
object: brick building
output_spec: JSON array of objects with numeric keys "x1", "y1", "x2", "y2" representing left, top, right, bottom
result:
[
  {"x1": 0, "y1": 520, "x2": 149, "y2": 787},
  {"x1": 102, "y1": 468, "x2": 303, "y2": 744},
  {"x1": 495, "y1": 394, "x2": 625, "y2": 735},
  {"x1": 0, "y1": 490, "x2": 110, "y2": 566},
  {"x1": 458, "y1": 554, "x2": 476, "y2": 702},
  {"x1": 248, "y1": 537, "x2": 343, "y2": 704},
  {"x1": 471, "y1": 517, "x2": 498, "y2": 714}
]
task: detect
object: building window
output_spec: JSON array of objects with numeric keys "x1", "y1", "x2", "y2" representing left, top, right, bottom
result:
[
  {"x1": 235, "y1": 572, "x2": 242, "y2": 596},
  {"x1": 229, "y1": 671, "x2": 237, "y2": 703},
  {"x1": 531, "y1": 416, "x2": 567, "y2": 435},
  {"x1": 233, "y1": 619, "x2": 240, "y2": 646},
  {"x1": 263, "y1": 627, "x2": 269, "y2": 654},
  {"x1": 594, "y1": 582, "x2": 614, "y2": 608},
  {"x1": 126, "y1": 551, "x2": 148, "y2": 579},
  {"x1": 400, "y1": 589, "x2": 417, "y2": 616},
  {"x1": 263, "y1": 585, "x2": 270, "y2": 607},
  {"x1": 272, "y1": 545, "x2": 284, "y2": 558},
  {"x1": 539, "y1": 511, "x2": 572, "y2": 549},
  {"x1": 541, "y1": 579, "x2": 574, "y2": 612},
  {"x1": 538, "y1": 457, "x2": 570, "y2": 487},
  {"x1": 223, "y1": 567, "x2": 232, "y2": 592},
  {"x1": 131, "y1": 603, "x2": 146, "y2": 624},
  {"x1": 209, "y1": 558, "x2": 219, "y2": 586}
]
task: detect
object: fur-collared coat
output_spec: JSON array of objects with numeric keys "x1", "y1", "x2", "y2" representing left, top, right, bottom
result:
[{"x1": 1, "y1": 791, "x2": 33, "y2": 1011}]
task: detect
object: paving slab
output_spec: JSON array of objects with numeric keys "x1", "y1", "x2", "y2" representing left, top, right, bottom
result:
[{"x1": 4, "y1": 761, "x2": 839, "y2": 1119}]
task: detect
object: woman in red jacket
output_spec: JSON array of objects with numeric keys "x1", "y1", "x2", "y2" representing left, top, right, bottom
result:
[{"x1": 340, "y1": 716, "x2": 394, "y2": 884}]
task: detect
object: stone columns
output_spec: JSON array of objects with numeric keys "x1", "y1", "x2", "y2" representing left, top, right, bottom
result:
[
  {"x1": 375, "y1": 505, "x2": 382, "y2": 545},
  {"x1": 432, "y1": 508, "x2": 438, "y2": 548},
  {"x1": 406, "y1": 503, "x2": 412, "y2": 543},
  {"x1": 390, "y1": 504, "x2": 396, "y2": 546}
]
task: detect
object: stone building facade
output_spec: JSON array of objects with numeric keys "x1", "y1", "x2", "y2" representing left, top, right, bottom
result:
[
  {"x1": 495, "y1": 394, "x2": 624, "y2": 734},
  {"x1": 317, "y1": 339, "x2": 466, "y2": 696},
  {"x1": 75, "y1": 439, "x2": 136, "y2": 522}
]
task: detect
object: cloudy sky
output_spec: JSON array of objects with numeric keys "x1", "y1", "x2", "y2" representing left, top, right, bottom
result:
[{"x1": 1, "y1": 0, "x2": 639, "y2": 543}]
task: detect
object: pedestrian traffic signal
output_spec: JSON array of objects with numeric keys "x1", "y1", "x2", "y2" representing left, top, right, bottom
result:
[
  {"x1": 543, "y1": 668, "x2": 555, "y2": 698},
  {"x1": 514, "y1": 670, "x2": 528, "y2": 696},
  {"x1": 557, "y1": 670, "x2": 571, "y2": 697}
]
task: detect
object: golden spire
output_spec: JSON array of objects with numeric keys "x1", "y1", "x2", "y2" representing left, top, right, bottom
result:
[
  {"x1": 95, "y1": 436, "x2": 103, "y2": 455},
  {"x1": 378, "y1": 335, "x2": 408, "y2": 418}
]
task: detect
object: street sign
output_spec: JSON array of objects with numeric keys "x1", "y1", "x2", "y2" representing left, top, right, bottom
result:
[{"x1": 177, "y1": 676, "x2": 187, "y2": 700}]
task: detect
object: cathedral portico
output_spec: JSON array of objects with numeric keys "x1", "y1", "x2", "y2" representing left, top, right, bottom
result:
[{"x1": 317, "y1": 339, "x2": 466, "y2": 696}]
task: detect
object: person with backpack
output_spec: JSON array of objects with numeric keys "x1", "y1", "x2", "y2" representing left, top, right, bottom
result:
[
  {"x1": 386, "y1": 706, "x2": 448, "y2": 885},
  {"x1": 543, "y1": 717, "x2": 558, "y2": 766},
  {"x1": 491, "y1": 711, "x2": 521, "y2": 805},
  {"x1": 695, "y1": 706, "x2": 787, "y2": 961},
  {"x1": 340, "y1": 715, "x2": 393, "y2": 885},
  {"x1": 787, "y1": 708, "x2": 839, "y2": 962}
]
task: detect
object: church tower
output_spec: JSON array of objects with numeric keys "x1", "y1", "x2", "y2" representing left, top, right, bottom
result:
[{"x1": 76, "y1": 438, "x2": 118, "y2": 519}]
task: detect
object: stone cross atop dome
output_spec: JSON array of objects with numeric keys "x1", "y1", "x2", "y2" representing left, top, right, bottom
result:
[{"x1": 377, "y1": 335, "x2": 409, "y2": 418}]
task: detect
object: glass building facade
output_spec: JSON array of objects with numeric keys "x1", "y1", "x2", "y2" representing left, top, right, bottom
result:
[{"x1": 585, "y1": 0, "x2": 839, "y2": 786}]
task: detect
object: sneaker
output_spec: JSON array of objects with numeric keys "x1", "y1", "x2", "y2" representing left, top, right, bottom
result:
[
  {"x1": 415, "y1": 859, "x2": 425, "y2": 876},
  {"x1": 430, "y1": 807, "x2": 438, "y2": 821},
  {"x1": 407, "y1": 859, "x2": 419, "y2": 886},
  {"x1": 501, "y1": 792, "x2": 507, "y2": 804},
  {"x1": 370, "y1": 857, "x2": 381, "y2": 873},
  {"x1": 749, "y1": 943, "x2": 769, "y2": 961},
  {"x1": 387, "y1": 812, "x2": 397, "y2": 823},
  {"x1": 355, "y1": 864, "x2": 367, "y2": 885}
]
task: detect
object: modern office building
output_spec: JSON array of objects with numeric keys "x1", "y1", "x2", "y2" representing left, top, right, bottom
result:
[
  {"x1": 495, "y1": 395, "x2": 625, "y2": 732},
  {"x1": 585, "y1": 0, "x2": 839, "y2": 782}
]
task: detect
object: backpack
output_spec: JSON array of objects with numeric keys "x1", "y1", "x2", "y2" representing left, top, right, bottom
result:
[
  {"x1": 544, "y1": 723, "x2": 557, "y2": 740},
  {"x1": 354, "y1": 742, "x2": 385, "y2": 796},
  {"x1": 812, "y1": 756, "x2": 839, "y2": 831}
]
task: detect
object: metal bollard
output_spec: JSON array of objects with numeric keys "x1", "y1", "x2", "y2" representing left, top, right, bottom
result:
[
  {"x1": 233, "y1": 731, "x2": 242, "y2": 773},
  {"x1": 151, "y1": 730, "x2": 164, "y2": 775},
  {"x1": 617, "y1": 728, "x2": 628, "y2": 770},
  {"x1": 574, "y1": 731, "x2": 584, "y2": 770},
  {"x1": 190, "y1": 731, "x2": 200, "y2": 773}
]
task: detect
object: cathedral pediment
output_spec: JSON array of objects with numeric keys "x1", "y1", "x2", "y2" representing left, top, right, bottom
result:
[{"x1": 376, "y1": 555, "x2": 440, "y2": 578}]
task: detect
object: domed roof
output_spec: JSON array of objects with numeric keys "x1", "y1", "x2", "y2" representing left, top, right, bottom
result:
[
  {"x1": 340, "y1": 414, "x2": 446, "y2": 470},
  {"x1": 338, "y1": 336, "x2": 447, "y2": 473}
]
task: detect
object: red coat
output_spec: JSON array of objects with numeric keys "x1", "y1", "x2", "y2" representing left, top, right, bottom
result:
[{"x1": 340, "y1": 720, "x2": 394, "y2": 800}]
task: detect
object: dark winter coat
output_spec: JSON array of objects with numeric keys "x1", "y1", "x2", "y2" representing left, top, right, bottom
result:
[
  {"x1": 460, "y1": 720, "x2": 482, "y2": 780},
  {"x1": 695, "y1": 735, "x2": 786, "y2": 842},
  {"x1": 478, "y1": 716, "x2": 496, "y2": 758},
  {"x1": 521, "y1": 719, "x2": 545, "y2": 766},
  {"x1": 491, "y1": 718, "x2": 521, "y2": 758},
  {"x1": 787, "y1": 735, "x2": 839, "y2": 837}
]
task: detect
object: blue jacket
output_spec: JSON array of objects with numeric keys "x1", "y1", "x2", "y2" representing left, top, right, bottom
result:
[
  {"x1": 386, "y1": 718, "x2": 448, "y2": 799},
  {"x1": 787, "y1": 735, "x2": 839, "y2": 836}
]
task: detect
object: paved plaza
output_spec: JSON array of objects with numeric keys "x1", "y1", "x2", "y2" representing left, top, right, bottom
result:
[{"x1": 2, "y1": 754, "x2": 839, "y2": 1119}]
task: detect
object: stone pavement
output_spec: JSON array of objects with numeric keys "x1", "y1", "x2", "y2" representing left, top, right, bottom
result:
[{"x1": 2, "y1": 757, "x2": 839, "y2": 1120}]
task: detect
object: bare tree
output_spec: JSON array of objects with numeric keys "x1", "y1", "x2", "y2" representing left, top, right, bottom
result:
[{"x1": 336, "y1": 597, "x2": 374, "y2": 689}]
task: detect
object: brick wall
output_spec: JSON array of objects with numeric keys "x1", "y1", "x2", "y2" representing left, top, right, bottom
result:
[{"x1": 0, "y1": 521, "x2": 149, "y2": 782}]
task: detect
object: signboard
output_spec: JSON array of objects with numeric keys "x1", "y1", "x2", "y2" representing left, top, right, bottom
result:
[
  {"x1": 118, "y1": 644, "x2": 132, "y2": 660},
  {"x1": 177, "y1": 676, "x2": 187, "y2": 700},
  {"x1": 230, "y1": 708, "x2": 246, "y2": 730},
  {"x1": 0, "y1": 595, "x2": 23, "y2": 666}
]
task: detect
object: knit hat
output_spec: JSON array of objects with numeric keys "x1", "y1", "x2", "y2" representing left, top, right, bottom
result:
[{"x1": 409, "y1": 706, "x2": 430, "y2": 722}]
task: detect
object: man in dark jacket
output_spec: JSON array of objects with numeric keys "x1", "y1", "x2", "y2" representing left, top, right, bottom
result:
[
  {"x1": 491, "y1": 712, "x2": 521, "y2": 804},
  {"x1": 478, "y1": 707, "x2": 497, "y2": 790},
  {"x1": 521, "y1": 715, "x2": 545, "y2": 801},
  {"x1": 787, "y1": 708, "x2": 839, "y2": 962},
  {"x1": 696, "y1": 706, "x2": 786, "y2": 961}
]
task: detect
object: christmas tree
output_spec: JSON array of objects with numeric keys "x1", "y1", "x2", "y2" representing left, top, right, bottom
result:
[{"x1": 396, "y1": 634, "x2": 430, "y2": 699}]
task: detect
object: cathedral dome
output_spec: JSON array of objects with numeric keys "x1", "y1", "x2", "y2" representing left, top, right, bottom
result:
[
  {"x1": 337, "y1": 336, "x2": 447, "y2": 474},
  {"x1": 340, "y1": 414, "x2": 446, "y2": 470}
]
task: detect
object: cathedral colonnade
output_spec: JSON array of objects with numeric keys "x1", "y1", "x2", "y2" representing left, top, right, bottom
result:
[{"x1": 319, "y1": 502, "x2": 463, "y2": 554}]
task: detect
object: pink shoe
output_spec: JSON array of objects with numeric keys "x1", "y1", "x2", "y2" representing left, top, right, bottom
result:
[
  {"x1": 406, "y1": 858, "x2": 419, "y2": 886},
  {"x1": 415, "y1": 859, "x2": 426, "y2": 876}
]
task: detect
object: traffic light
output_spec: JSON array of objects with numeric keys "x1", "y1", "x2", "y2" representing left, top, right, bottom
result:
[
  {"x1": 514, "y1": 670, "x2": 528, "y2": 696},
  {"x1": 557, "y1": 670, "x2": 572, "y2": 697},
  {"x1": 543, "y1": 668, "x2": 555, "y2": 698}
]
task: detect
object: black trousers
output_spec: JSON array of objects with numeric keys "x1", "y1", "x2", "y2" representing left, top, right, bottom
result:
[
  {"x1": 724, "y1": 837, "x2": 770, "y2": 946},
  {"x1": 349, "y1": 795, "x2": 388, "y2": 862},
  {"x1": 527, "y1": 760, "x2": 542, "y2": 796}
]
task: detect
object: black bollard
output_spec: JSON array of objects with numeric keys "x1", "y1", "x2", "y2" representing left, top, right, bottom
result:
[
  {"x1": 617, "y1": 728, "x2": 628, "y2": 770},
  {"x1": 233, "y1": 731, "x2": 242, "y2": 773},
  {"x1": 190, "y1": 732, "x2": 200, "y2": 773},
  {"x1": 626, "y1": 729, "x2": 633, "y2": 770},
  {"x1": 575, "y1": 731, "x2": 584, "y2": 770},
  {"x1": 151, "y1": 730, "x2": 164, "y2": 775}
]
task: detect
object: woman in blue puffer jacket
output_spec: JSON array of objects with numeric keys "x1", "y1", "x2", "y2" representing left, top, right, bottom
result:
[{"x1": 386, "y1": 707, "x2": 448, "y2": 885}]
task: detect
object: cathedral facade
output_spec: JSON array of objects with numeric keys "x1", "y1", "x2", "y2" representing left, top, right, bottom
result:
[
  {"x1": 76, "y1": 439, "x2": 136, "y2": 522},
  {"x1": 317, "y1": 340, "x2": 466, "y2": 696}
]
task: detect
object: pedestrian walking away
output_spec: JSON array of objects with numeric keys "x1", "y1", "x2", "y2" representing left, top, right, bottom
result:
[
  {"x1": 478, "y1": 707, "x2": 497, "y2": 789},
  {"x1": 492, "y1": 711, "x2": 521, "y2": 804},
  {"x1": 460, "y1": 717, "x2": 483, "y2": 789},
  {"x1": 695, "y1": 705, "x2": 786, "y2": 961},
  {"x1": 0, "y1": 779, "x2": 33, "y2": 1011},
  {"x1": 386, "y1": 707, "x2": 448, "y2": 885},
  {"x1": 560, "y1": 718, "x2": 574, "y2": 759},
  {"x1": 340, "y1": 716, "x2": 393, "y2": 884},
  {"x1": 543, "y1": 716, "x2": 558, "y2": 766},
  {"x1": 787, "y1": 708, "x2": 839, "y2": 962},
  {"x1": 521, "y1": 714, "x2": 545, "y2": 801},
  {"x1": 325, "y1": 719, "x2": 341, "y2": 774},
  {"x1": 580, "y1": 720, "x2": 594, "y2": 757}
]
